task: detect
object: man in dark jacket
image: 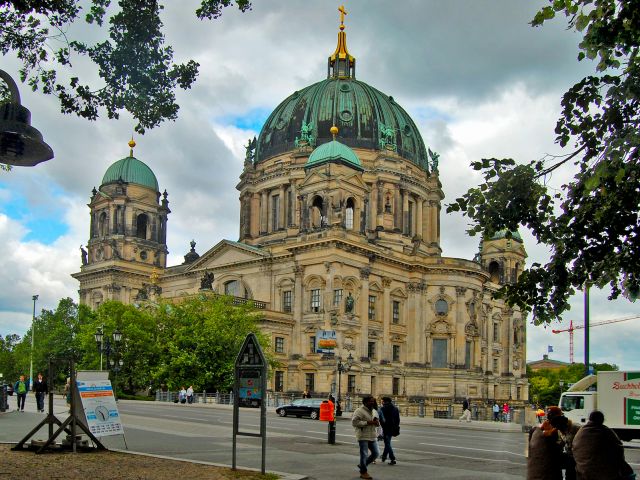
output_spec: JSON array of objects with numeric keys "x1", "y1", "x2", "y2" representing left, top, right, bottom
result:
[
  {"x1": 572, "y1": 410, "x2": 635, "y2": 480},
  {"x1": 32, "y1": 372, "x2": 48, "y2": 413},
  {"x1": 379, "y1": 396, "x2": 400, "y2": 465}
]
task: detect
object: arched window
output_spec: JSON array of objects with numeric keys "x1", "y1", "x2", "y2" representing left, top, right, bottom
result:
[
  {"x1": 98, "y1": 212, "x2": 108, "y2": 237},
  {"x1": 345, "y1": 198, "x2": 355, "y2": 229},
  {"x1": 488, "y1": 261, "x2": 501, "y2": 283},
  {"x1": 136, "y1": 214, "x2": 148, "y2": 239},
  {"x1": 225, "y1": 280, "x2": 248, "y2": 298},
  {"x1": 311, "y1": 196, "x2": 325, "y2": 228}
]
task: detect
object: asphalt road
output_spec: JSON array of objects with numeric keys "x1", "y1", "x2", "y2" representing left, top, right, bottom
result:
[{"x1": 2, "y1": 396, "x2": 639, "y2": 480}]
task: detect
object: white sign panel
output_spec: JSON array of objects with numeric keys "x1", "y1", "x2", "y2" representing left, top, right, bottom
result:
[{"x1": 76, "y1": 379, "x2": 123, "y2": 437}]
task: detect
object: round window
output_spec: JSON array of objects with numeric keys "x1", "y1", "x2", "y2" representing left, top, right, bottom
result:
[
  {"x1": 340, "y1": 83, "x2": 351, "y2": 93},
  {"x1": 435, "y1": 299, "x2": 449, "y2": 315},
  {"x1": 140, "y1": 250, "x2": 148, "y2": 260},
  {"x1": 339, "y1": 109, "x2": 353, "y2": 122}
]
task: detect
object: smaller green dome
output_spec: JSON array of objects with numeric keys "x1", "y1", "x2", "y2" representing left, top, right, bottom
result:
[
  {"x1": 489, "y1": 229, "x2": 523, "y2": 242},
  {"x1": 306, "y1": 140, "x2": 363, "y2": 171},
  {"x1": 101, "y1": 156, "x2": 159, "y2": 191}
]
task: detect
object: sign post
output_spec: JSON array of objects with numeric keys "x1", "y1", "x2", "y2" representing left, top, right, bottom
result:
[{"x1": 232, "y1": 333, "x2": 268, "y2": 474}]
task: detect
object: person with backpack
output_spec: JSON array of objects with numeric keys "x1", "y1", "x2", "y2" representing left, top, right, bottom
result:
[
  {"x1": 379, "y1": 396, "x2": 400, "y2": 465},
  {"x1": 14, "y1": 375, "x2": 28, "y2": 412}
]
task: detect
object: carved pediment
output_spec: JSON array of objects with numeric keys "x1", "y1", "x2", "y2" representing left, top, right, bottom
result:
[
  {"x1": 186, "y1": 240, "x2": 267, "y2": 270},
  {"x1": 429, "y1": 318, "x2": 452, "y2": 334},
  {"x1": 465, "y1": 321, "x2": 479, "y2": 337}
]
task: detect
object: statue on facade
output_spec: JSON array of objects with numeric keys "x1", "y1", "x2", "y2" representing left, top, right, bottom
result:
[
  {"x1": 294, "y1": 121, "x2": 315, "y2": 148},
  {"x1": 244, "y1": 137, "x2": 257, "y2": 165},
  {"x1": 428, "y1": 148, "x2": 440, "y2": 173},
  {"x1": 345, "y1": 292, "x2": 355, "y2": 313},
  {"x1": 80, "y1": 245, "x2": 88, "y2": 265},
  {"x1": 378, "y1": 122, "x2": 397, "y2": 151},
  {"x1": 200, "y1": 271, "x2": 214, "y2": 290}
]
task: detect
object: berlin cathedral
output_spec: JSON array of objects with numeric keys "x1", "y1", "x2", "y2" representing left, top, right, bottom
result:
[{"x1": 73, "y1": 10, "x2": 528, "y2": 406}]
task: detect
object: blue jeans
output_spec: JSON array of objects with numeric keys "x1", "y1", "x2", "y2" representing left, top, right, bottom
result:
[
  {"x1": 358, "y1": 440, "x2": 379, "y2": 473},
  {"x1": 381, "y1": 434, "x2": 395, "y2": 461}
]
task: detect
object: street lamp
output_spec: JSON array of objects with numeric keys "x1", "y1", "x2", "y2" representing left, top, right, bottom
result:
[
  {"x1": 29, "y1": 295, "x2": 38, "y2": 391},
  {"x1": 559, "y1": 380, "x2": 565, "y2": 394},
  {"x1": 336, "y1": 352, "x2": 354, "y2": 416},
  {"x1": 95, "y1": 327, "x2": 123, "y2": 399}
]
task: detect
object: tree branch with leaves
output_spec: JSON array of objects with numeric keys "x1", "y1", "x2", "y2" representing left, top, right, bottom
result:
[{"x1": 448, "y1": 0, "x2": 640, "y2": 325}]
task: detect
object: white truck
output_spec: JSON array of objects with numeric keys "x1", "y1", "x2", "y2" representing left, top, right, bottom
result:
[{"x1": 559, "y1": 371, "x2": 640, "y2": 441}]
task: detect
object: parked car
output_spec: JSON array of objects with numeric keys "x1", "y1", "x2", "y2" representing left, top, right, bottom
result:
[{"x1": 276, "y1": 398, "x2": 325, "y2": 419}]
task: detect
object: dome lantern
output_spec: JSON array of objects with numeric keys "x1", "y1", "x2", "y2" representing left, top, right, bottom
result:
[{"x1": 328, "y1": 5, "x2": 355, "y2": 79}]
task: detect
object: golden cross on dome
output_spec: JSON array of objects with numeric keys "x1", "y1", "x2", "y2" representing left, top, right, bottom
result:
[{"x1": 338, "y1": 5, "x2": 347, "y2": 29}]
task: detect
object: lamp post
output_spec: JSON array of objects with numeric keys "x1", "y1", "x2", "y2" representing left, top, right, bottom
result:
[
  {"x1": 95, "y1": 328, "x2": 123, "y2": 400},
  {"x1": 29, "y1": 294, "x2": 38, "y2": 391},
  {"x1": 559, "y1": 380, "x2": 564, "y2": 395},
  {"x1": 336, "y1": 352, "x2": 354, "y2": 417},
  {"x1": 0, "y1": 69, "x2": 54, "y2": 166}
]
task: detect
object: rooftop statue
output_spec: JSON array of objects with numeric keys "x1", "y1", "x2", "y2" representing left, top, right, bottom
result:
[
  {"x1": 378, "y1": 122, "x2": 396, "y2": 152},
  {"x1": 295, "y1": 121, "x2": 315, "y2": 148},
  {"x1": 428, "y1": 148, "x2": 440, "y2": 173}
]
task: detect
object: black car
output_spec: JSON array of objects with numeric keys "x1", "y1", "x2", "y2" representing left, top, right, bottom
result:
[
  {"x1": 275, "y1": 398, "x2": 325, "y2": 419},
  {"x1": 3, "y1": 383, "x2": 13, "y2": 396}
]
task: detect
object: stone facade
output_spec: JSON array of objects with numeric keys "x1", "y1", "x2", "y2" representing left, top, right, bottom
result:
[{"x1": 73, "y1": 16, "x2": 529, "y2": 405}]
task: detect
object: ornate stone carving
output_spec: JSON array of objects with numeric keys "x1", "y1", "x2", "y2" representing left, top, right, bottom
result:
[
  {"x1": 359, "y1": 267, "x2": 371, "y2": 279},
  {"x1": 200, "y1": 271, "x2": 214, "y2": 290},
  {"x1": 382, "y1": 277, "x2": 392, "y2": 288},
  {"x1": 455, "y1": 286, "x2": 467, "y2": 297}
]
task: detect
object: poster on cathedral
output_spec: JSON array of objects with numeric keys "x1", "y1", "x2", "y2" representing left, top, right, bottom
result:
[{"x1": 316, "y1": 330, "x2": 337, "y2": 354}]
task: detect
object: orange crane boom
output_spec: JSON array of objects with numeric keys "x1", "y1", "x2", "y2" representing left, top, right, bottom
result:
[{"x1": 551, "y1": 314, "x2": 640, "y2": 363}]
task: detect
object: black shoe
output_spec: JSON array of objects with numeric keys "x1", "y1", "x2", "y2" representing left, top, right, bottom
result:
[
  {"x1": 381, "y1": 457, "x2": 387, "y2": 463},
  {"x1": 390, "y1": 460, "x2": 397, "y2": 465}
]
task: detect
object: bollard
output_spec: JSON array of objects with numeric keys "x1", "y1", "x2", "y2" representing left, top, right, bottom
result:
[
  {"x1": 418, "y1": 399, "x2": 425, "y2": 417},
  {"x1": 328, "y1": 421, "x2": 336, "y2": 444},
  {"x1": 0, "y1": 383, "x2": 6, "y2": 412}
]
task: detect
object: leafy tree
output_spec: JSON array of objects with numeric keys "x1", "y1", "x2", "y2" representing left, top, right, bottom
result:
[
  {"x1": 528, "y1": 361, "x2": 619, "y2": 406},
  {"x1": 151, "y1": 294, "x2": 274, "y2": 392},
  {"x1": 0, "y1": 0, "x2": 252, "y2": 133},
  {"x1": 447, "y1": 0, "x2": 640, "y2": 324},
  {"x1": 75, "y1": 300, "x2": 158, "y2": 395},
  {"x1": 0, "y1": 333, "x2": 21, "y2": 383}
]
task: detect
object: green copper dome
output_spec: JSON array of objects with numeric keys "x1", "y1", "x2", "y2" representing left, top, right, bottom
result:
[
  {"x1": 255, "y1": 77, "x2": 430, "y2": 171},
  {"x1": 101, "y1": 156, "x2": 159, "y2": 192},
  {"x1": 306, "y1": 139, "x2": 363, "y2": 170},
  {"x1": 489, "y1": 229, "x2": 523, "y2": 242}
]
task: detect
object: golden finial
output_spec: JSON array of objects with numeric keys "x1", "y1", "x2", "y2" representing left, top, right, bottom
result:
[
  {"x1": 330, "y1": 125, "x2": 339, "y2": 139},
  {"x1": 338, "y1": 5, "x2": 347, "y2": 30},
  {"x1": 128, "y1": 136, "x2": 136, "y2": 157}
]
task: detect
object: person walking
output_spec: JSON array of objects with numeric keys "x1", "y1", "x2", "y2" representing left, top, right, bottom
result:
[
  {"x1": 459, "y1": 398, "x2": 471, "y2": 422},
  {"x1": 547, "y1": 406, "x2": 580, "y2": 480},
  {"x1": 502, "y1": 402, "x2": 510, "y2": 422},
  {"x1": 352, "y1": 395, "x2": 380, "y2": 479},
  {"x1": 527, "y1": 406, "x2": 564, "y2": 480},
  {"x1": 33, "y1": 372, "x2": 47, "y2": 413},
  {"x1": 572, "y1": 410, "x2": 635, "y2": 480},
  {"x1": 186, "y1": 385, "x2": 194, "y2": 404},
  {"x1": 493, "y1": 402, "x2": 500, "y2": 421},
  {"x1": 14, "y1": 375, "x2": 28, "y2": 412},
  {"x1": 379, "y1": 396, "x2": 400, "y2": 465},
  {"x1": 178, "y1": 386, "x2": 187, "y2": 404}
]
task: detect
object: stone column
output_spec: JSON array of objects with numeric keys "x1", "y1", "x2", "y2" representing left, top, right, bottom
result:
[
  {"x1": 293, "y1": 264, "x2": 304, "y2": 355},
  {"x1": 376, "y1": 181, "x2": 384, "y2": 228},
  {"x1": 394, "y1": 187, "x2": 402, "y2": 230},
  {"x1": 260, "y1": 190, "x2": 268, "y2": 234},
  {"x1": 402, "y1": 189, "x2": 409, "y2": 235},
  {"x1": 359, "y1": 267, "x2": 371, "y2": 358},
  {"x1": 416, "y1": 198, "x2": 423, "y2": 240},
  {"x1": 289, "y1": 182, "x2": 297, "y2": 227},
  {"x1": 279, "y1": 185, "x2": 286, "y2": 230},
  {"x1": 382, "y1": 277, "x2": 392, "y2": 359},
  {"x1": 250, "y1": 192, "x2": 260, "y2": 238},
  {"x1": 406, "y1": 282, "x2": 420, "y2": 362}
]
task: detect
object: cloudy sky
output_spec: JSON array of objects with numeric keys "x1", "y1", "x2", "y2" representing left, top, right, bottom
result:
[{"x1": 1, "y1": 0, "x2": 639, "y2": 370}]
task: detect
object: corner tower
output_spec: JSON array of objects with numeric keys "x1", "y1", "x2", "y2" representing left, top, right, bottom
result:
[{"x1": 73, "y1": 140, "x2": 170, "y2": 308}]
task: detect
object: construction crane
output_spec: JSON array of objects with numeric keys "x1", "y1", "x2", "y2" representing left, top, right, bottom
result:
[{"x1": 552, "y1": 314, "x2": 640, "y2": 363}]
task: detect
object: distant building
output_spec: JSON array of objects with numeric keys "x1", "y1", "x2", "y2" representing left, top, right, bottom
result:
[
  {"x1": 73, "y1": 12, "x2": 528, "y2": 404},
  {"x1": 527, "y1": 354, "x2": 571, "y2": 371}
]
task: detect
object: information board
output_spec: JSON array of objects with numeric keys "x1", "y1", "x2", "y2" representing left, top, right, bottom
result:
[{"x1": 76, "y1": 378, "x2": 123, "y2": 437}]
